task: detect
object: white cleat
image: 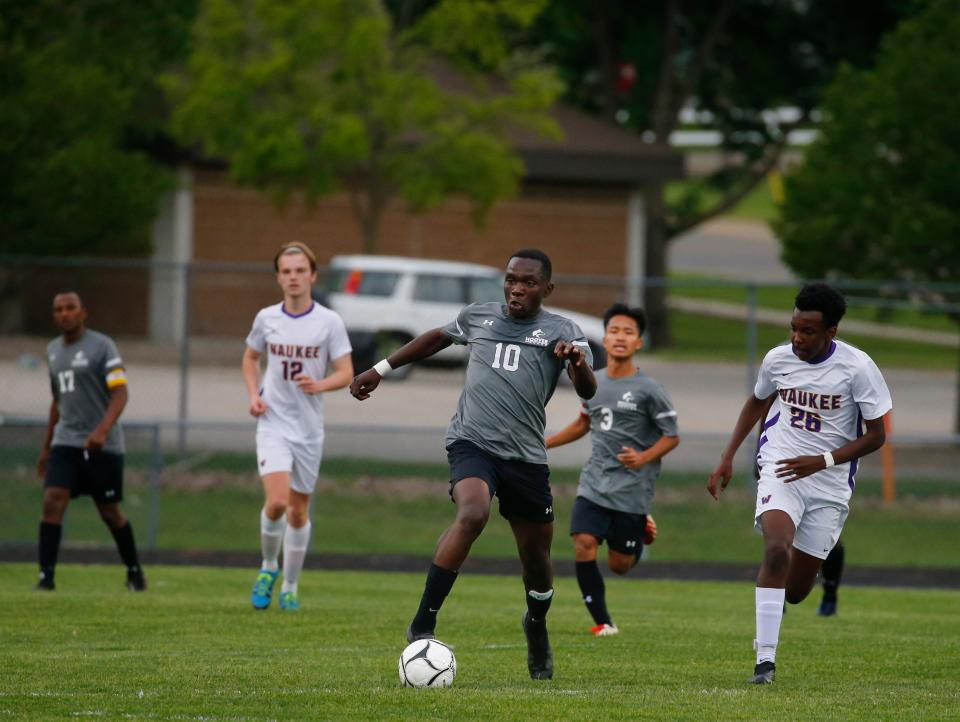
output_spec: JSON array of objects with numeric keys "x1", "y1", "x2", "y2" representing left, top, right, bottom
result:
[{"x1": 591, "y1": 623, "x2": 619, "y2": 637}]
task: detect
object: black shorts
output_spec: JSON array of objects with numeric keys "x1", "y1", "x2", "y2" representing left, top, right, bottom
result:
[
  {"x1": 570, "y1": 496, "x2": 646, "y2": 557},
  {"x1": 446, "y1": 440, "x2": 554, "y2": 524},
  {"x1": 44, "y1": 445, "x2": 124, "y2": 502}
]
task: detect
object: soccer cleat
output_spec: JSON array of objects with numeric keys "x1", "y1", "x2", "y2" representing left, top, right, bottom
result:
[
  {"x1": 747, "y1": 660, "x2": 776, "y2": 684},
  {"x1": 278, "y1": 591, "x2": 300, "y2": 611},
  {"x1": 522, "y1": 611, "x2": 553, "y2": 680},
  {"x1": 34, "y1": 574, "x2": 55, "y2": 591},
  {"x1": 591, "y1": 623, "x2": 619, "y2": 637},
  {"x1": 126, "y1": 570, "x2": 147, "y2": 591},
  {"x1": 818, "y1": 598, "x2": 838, "y2": 617},
  {"x1": 406, "y1": 623, "x2": 436, "y2": 643},
  {"x1": 251, "y1": 569, "x2": 279, "y2": 610},
  {"x1": 644, "y1": 515, "x2": 658, "y2": 545}
]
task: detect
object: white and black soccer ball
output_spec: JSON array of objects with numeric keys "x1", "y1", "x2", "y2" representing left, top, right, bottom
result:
[{"x1": 398, "y1": 639, "x2": 457, "y2": 688}]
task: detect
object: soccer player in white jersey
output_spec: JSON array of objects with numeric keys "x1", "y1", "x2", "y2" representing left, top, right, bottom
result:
[
  {"x1": 707, "y1": 283, "x2": 892, "y2": 684},
  {"x1": 242, "y1": 242, "x2": 353, "y2": 611}
]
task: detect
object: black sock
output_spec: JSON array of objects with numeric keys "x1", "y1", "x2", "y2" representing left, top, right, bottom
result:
[
  {"x1": 109, "y1": 522, "x2": 141, "y2": 573},
  {"x1": 576, "y1": 560, "x2": 612, "y2": 626},
  {"x1": 39, "y1": 522, "x2": 62, "y2": 581},
  {"x1": 821, "y1": 541, "x2": 845, "y2": 601},
  {"x1": 411, "y1": 563, "x2": 458, "y2": 634},
  {"x1": 525, "y1": 587, "x2": 554, "y2": 625}
]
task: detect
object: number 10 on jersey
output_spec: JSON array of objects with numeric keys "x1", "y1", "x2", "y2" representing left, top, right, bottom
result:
[{"x1": 491, "y1": 343, "x2": 521, "y2": 372}]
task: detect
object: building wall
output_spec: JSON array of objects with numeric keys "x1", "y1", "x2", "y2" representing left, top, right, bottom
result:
[{"x1": 190, "y1": 169, "x2": 632, "y2": 334}]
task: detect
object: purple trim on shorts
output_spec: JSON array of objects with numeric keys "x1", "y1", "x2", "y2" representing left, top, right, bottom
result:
[
  {"x1": 281, "y1": 301, "x2": 315, "y2": 319},
  {"x1": 808, "y1": 340, "x2": 836, "y2": 365}
]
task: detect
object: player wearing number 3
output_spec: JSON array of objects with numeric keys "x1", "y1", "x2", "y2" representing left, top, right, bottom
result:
[
  {"x1": 351, "y1": 249, "x2": 597, "y2": 680},
  {"x1": 242, "y1": 242, "x2": 353, "y2": 611},
  {"x1": 707, "y1": 283, "x2": 892, "y2": 684}
]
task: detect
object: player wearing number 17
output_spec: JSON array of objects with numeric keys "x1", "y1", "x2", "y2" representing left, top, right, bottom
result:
[
  {"x1": 707, "y1": 283, "x2": 892, "y2": 685},
  {"x1": 242, "y1": 243, "x2": 354, "y2": 611},
  {"x1": 350, "y1": 249, "x2": 597, "y2": 680}
]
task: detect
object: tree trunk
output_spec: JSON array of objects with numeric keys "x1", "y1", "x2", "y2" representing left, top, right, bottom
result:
[{"x1": 643, "y1": 183, "x2": 672, "y2": 349}]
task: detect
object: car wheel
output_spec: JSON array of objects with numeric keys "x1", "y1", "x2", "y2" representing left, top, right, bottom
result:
[{"x1": 375, "y1": 331, "x2": 414, "y2": 380}]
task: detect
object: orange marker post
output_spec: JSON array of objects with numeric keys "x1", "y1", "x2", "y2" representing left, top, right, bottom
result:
[{"x1": 881, "y1": 412, "x2": 895, "y2": 503}]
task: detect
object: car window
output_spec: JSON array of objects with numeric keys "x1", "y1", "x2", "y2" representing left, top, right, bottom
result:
[
  {"x1": 327, "y1": 269, "x2": 399, "y2": 297},
  {"x1": 413, "y1": 274, "x2": 465, "y2": 304},
  {"x1": 467, "y1": 276, "x2": 503, "y2": 304}
]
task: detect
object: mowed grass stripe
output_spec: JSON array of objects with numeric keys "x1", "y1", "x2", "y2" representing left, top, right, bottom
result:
[{"x1": 1, "y1": 564, "x2": 957, "y2": 721}]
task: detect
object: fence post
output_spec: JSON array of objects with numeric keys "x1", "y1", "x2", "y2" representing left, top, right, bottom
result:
[
  {"x1": 745, "y1": 282, "x2": 758, "y2": 394},
  {"x1": 177, "y1": 261, "x2": 191, "y2": 458},
  {"x1": 147, "y1": 424, "x2": 163, "y2": 549},
  {"x1": 882, "y1": 412, "x2": 895, "y2": 503}
]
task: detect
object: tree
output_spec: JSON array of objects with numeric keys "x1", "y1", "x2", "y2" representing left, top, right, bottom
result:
[
  {"x1": 166, "y1": 0, "x2": 563, "y2": 253},
  {"x1": 0, "y1": 0, "x2": 197, "y2": 256},
  {"x1": 530, "y1": 0, "x2": 915, "y2": 346}
]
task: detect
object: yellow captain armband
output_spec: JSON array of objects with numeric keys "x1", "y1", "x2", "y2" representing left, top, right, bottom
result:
[{"x1": 105, "y1": 368, "x2": 128, "y2": 388}]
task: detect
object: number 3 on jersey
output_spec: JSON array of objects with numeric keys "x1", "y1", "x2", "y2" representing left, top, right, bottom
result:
[{"x1": 491, "y1": 343, "x2": 521, "y2": 372}]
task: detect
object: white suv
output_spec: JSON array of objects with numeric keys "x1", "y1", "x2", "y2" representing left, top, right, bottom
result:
[{"x1": 324, "y1": 255, "x2": 606, "y2": 378}]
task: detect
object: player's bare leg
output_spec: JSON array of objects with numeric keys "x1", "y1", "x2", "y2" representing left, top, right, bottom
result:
[
  {"x1": 572, "y1": 533, "x2": 616, "y2": 636},
  {"x1": 279, "y1": 488, "x2": 312, "y2": 610},
  {"x1": 785, "y1": 548, "x2": 824, "y2": 604},
  {"x1": 408, "y1": 477, "x2": 492, "y2": 641},
  {"x1": 511, "y1": 517, "x2": 554, "y2": 680},
  {"x1": 252, "y1": 471, "x2": 289, "y2": 609},
  {"x1": 37, "y1": 487, "x2": 70, "y2": 590},
  {"x1": 95, "y1": 499, "x2": 145, "y2": 590},
  {"x1": 750, "y1": 510, "x2": 797, "y2": 683}
]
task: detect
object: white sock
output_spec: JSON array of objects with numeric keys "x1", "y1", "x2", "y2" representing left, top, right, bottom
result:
[
  {"x1": 281, "y1": 521, "x2": 312, "y2": 594},
  {"x1": 260, "y1": 510, "x2": 286, "y2": 572},
  {"x1": 755, "y1": 587, "x2": 785, "y2": 664}
]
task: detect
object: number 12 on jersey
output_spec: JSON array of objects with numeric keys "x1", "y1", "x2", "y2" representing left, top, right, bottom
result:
[
  {"x1": 281, "y1": 360, "x2": 303, "y2": 380},
  {"x1": 491, "y1": 343, "x2": 521, "y2": 372}
]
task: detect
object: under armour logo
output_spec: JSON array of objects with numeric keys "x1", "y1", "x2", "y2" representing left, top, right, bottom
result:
[
  {"x1": 545, "y1": 506, "x2": 552, "y2": 515},
  {"x1": 584, "y1": 595, "x2": 593, "y2": 603},
  {"x1": 482, "y1": 320, "x2": 494, "y2": 326},
  {"x1": 761, "y1": 494, "x2": 771, "y2": 504},
  {"x1": 625, "y1": 540, "x2": 637, "y2": 548}
]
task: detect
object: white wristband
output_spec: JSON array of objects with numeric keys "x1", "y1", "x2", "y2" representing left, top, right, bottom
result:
[
  {"x1": 822, "y1": 451, "x2": 835, "y2": 468},
  {"x1": 373, "y1": 359, "x2": 393, "y2": 377}
]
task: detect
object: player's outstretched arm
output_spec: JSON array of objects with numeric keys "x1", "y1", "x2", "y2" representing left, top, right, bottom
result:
[
  {"x1": 350, "y1": 328, "x2": 453, "y2": 400},
  {"x1": 554, "y1": 341, "x2": 597, "y2": 399},
  {"x1": 242, "y1": 347, "x2": 268, "y2": 416},
  {"x1": 776, "y1": 415, "x2": 887, "y2": 483},
  {"x1": 707, "y1": 394, "x2": 772, "y2": 499},
  {"x1": 546, "y1": 415, "x2": 590, "y2": 449}
]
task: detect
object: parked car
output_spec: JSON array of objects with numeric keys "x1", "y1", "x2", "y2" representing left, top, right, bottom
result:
[{"x1": 323, "y1": 255, "x2": 607, "y2": 379}]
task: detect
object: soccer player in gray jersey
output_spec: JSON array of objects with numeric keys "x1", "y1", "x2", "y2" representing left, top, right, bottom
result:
[
  {"x1": 35, "y1": 292, "x2": 145, "y2": 591},
  {"x1": 547, "y1": 304, "x2": 679, "y2": 636},
  {"x1": 351, "y1": 249, "x2": 597, "y2": 680}
]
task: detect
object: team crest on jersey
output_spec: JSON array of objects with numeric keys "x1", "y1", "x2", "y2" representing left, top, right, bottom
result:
[
  {"x1": 524, "y1": 328, "x2": 550, "y2": 346},
  {"x1": 71, "y1": 350, "x2": 89, "y2": 368},
  {"x1": 761, "y1": 494, "x2": 772, "y2": 505},
  {"x1": 617, "y1": 391, "x2": 638, "y2": 411}
]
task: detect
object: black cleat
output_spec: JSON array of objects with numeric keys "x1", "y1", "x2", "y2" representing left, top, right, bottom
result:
[
  {"x1": 522, "y1": 611, "x2": 553, "y2": 680},
  {"x1": 126, "y1": 570, "x2": 147, "y2": 591},
  {"x1": 34, "y1": 576, "x2": 55, "y2": 591},
  {"x1": 406, "y1": 623, "x2": 435, "y2": 644},
  {"x1": 818, "y1": 598, "x2": 837, "y2": 617},
  {"x1": 747, "y1": 660, "x2": 776, "y2": 684}
]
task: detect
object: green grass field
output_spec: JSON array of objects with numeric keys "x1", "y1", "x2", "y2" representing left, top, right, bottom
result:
[{"x1": 1, "y1": 564, "x2": 957, "y2": 721}]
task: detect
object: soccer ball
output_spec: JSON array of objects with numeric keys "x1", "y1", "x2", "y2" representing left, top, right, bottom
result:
[{"x1": 398, "y1": 639, "x2": 457, "y2": 688}]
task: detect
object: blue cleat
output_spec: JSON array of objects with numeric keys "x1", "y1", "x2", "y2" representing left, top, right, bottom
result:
[
  {"x1": 278, "y1": 591, "x2": 300, "y2": 611},
  {"x1": 818, "y1": 598, "x2": 838, "y2": 617},
  {"x1": 251, "y1": 569, "x2": 279, "y2": 610}
]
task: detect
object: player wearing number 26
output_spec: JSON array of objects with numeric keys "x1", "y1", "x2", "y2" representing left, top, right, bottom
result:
[
  {"x1": 707, "y1": 283, "x2": 892, "y2": 685},
  {"x1": 242, "y1": 242, "x2": 353, "y2": 611},
  {"x1": 350, "y1": 249, "x2": 597, "y2": 680}
]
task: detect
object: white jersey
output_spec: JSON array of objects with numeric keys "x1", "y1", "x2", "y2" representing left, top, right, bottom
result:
[
  {"x1": 754, "y1": 339, "x2": 892, "y2": 498},
  {"x1": 246, "y1": 302, "x2": 352, "y2": 444}
]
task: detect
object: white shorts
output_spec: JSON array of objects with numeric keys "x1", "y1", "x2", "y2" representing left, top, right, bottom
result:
[
  {"x1": 754, "y1": 467, "x2": 849, "y2": 560},
  {"x1": 256, "y1": 429, "x2": 323, "y2": 495}
]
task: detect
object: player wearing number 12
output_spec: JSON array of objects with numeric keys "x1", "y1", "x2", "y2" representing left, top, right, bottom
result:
[
  {"x1": 707, "y1": 283, "x2": 892, "y2": 684},
  {"x1": 350, "y1": 249, "x2": 597, "y2": 680},
  {"x1": 242, "y1": 243, "x2": 354, "y2": 611}
]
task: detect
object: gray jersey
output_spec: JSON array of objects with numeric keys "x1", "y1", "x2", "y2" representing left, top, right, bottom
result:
[
  {"x1": 46, "y1": 330, "x2": 126, "y2": 454},
  {"x1": 442, "y1": 302, "x2": 593, "y2": 464},
  {"x1": 577, "y1": 369, "x2": 678, "y2": 514}
]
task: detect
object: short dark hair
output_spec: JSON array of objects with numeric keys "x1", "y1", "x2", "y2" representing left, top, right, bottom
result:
[
  {"x1": 795, "y1": 283, "x2": 847, "y2": 328},
  {"x1": 509, "y1": 249, "x2": 552, "y2": 281},
  {"x1": 603, "y1": 303, "x2": 646, "y2": 334}
]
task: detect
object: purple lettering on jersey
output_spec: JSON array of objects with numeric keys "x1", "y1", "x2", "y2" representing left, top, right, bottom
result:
[{"x1": 797, "y1": 390, "x2": 808, "y2": 407}]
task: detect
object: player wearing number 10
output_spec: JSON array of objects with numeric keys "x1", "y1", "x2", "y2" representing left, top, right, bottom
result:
[
  {"x1": 707, "y1": 283, "x2": 892, "y2": 684},
  {"x1": 242, "y1": 243, "x2": 354, "y2": 611},
  {"x1": 350, "y1": 249, "x2": 597, "y2": 680}
]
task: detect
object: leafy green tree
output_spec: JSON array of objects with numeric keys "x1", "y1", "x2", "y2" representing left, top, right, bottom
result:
[
  {"x1": 529, "y1": 0, "x2": 914, "y2": 346},
  {"x1": 777, "y1": 0, "x2": 960, "y2": 286},
  {"x1": 167, "y1": 0, "x2": 562, "y2": 253},
  {"x1": 0, "y1": 0, "x2": 197, "y2": 256}
]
